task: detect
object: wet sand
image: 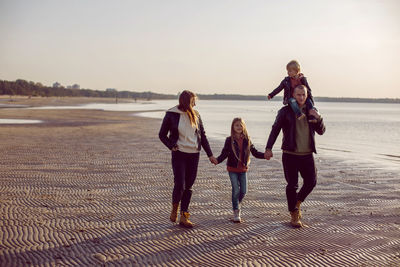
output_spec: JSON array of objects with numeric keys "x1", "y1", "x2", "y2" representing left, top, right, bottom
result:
[{"x1": 0, "y1": 97, "x2": 399, "y2": 266}]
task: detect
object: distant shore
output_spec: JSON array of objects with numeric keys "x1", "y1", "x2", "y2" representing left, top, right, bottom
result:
[
  {"x1": 0, "y1": 97, "x2": 399, "y2": 265},
  {"x1": 1, "y1": 94, "x2": 400, "y2": 105}
]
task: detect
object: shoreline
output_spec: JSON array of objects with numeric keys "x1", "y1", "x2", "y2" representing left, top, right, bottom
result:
[{"x1": 0, "y1": 98, "x2": 399, "y2": 266}]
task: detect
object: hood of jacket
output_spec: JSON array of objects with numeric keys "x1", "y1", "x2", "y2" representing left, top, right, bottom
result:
[{"x1": 167, "y1": 105, "x2": 185, "y2": 114}]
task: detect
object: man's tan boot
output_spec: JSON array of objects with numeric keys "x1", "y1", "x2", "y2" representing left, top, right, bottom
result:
[
  {"x1": 170, "y1": 203, "x2": 179, "y2": 222},
  {"x1": 290, "y1": 210, "x2": 303, "y2": 228},
  {"x1": 179, "y1": 212, "x2": 194, "y2": 228},
  {"x1": 295, "y1": 200, "x2": 302, "y2": 219}
]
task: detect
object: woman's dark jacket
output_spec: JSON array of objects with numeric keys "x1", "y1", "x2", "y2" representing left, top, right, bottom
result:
[
  {"x1": 268, "y1": 76, "x2": 314, "y2": 105},
  {"x1": 158, "y1": 110, "x2": 213, "y2": 157},
  {"x1": 217, "y1": 137, "x2": 264, "y2": 167},
  {"x1": 266, "y1": 105, "x2": 326, "y2": 153}
]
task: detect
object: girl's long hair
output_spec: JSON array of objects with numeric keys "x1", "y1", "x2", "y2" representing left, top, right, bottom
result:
[
  {"x1": 230, "y1": 117, "x2": 251, "y2": 164},
  {"x1": 178, "y1": 90, "x2": 198, "y2": 128}
]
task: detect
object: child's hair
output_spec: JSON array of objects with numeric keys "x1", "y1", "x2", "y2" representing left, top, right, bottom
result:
[
  {"x1": 178, "y1": 90, "x2": 198, "y2": 128},
  {"x1": 230, "y1": 117, "x2": 251, "y2": 164},
  {"x1": 286, "y1": 60, "x2": 301, "y2": 72}
]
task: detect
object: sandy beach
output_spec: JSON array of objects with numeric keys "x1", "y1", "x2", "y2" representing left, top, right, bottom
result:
[{"x1": 0, "y1": 97, "x2": 399, "y2": 266}]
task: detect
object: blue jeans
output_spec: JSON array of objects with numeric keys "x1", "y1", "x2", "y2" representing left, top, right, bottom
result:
[
  {"x1": 228, "y1": 172, "x2": 247, "y2": 210},
  {"x1": 288, "y1": 97, "x2": 314, "y2": 118}
]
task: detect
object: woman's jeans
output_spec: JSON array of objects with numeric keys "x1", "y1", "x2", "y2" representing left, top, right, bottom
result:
[
  {"x1": 228, "y1": 172, "x2": 247, "y2": 210},
  {"x1": 171, "y1": 150, "x2": 200, "y2": 212},
  {"x1": 288, "y1": 97, "x2": 314, "y2": 118}
]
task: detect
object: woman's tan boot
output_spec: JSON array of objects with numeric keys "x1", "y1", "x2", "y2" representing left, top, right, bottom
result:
[
  {"x1": 170, "y1": 203, "x2": 179, "y2": 222},
  {"x1": 179, "y1": 212, "x2": 194, "y2": 228},
  {"x1": 295, "y1": 200, "x2": 302, "y2": 219},
  {"x1": 290, "y1": 210, "x2": 303, "y2": 228}
]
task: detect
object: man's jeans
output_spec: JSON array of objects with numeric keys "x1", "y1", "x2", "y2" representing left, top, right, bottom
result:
[
  {"x1": 282, "y1": 153, "x2": 317, "y2": 212},
  {"x1": 228, "y1": 172, "x2": 247, "y2": 210}
]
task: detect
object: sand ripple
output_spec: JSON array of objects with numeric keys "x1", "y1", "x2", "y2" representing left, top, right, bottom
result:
[{"x1": 0, "y1": 109, "x2": 399, "y2": 266}]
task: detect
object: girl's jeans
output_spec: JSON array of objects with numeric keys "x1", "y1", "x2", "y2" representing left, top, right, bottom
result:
[
  {"x1": 288, "y1": 97, "x2": 314, "y2": 118},
  {"x1": 228, "y1": 172, "x2": 247, "y2": 210}
]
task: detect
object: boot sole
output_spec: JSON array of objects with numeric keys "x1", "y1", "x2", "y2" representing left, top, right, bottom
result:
[{"x1": 179, "y1": 222, "x2": 193, "y2": 228}]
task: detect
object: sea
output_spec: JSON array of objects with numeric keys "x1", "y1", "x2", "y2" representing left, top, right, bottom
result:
[{"x1": 31, "y1": 99, "x2": 400, "y2": 170}]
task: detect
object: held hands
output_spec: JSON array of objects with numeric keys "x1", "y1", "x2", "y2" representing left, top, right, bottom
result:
[
  {"x1": 264, "y1": 149, "x2": 273, "y2": 160},
  {"x1": 209, "y1": 156, "x2": 218, "y2": 165}
]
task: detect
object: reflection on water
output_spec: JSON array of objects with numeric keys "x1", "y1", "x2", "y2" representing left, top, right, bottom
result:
[{"x1": 0, "y1": 119, "x2": 42, "y2": 124}]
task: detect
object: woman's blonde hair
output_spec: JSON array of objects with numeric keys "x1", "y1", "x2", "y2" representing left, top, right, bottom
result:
[
  {"x1": 286, "y1": 60, "x2": 301, "y2": 72},
  {"x1": 178, "y1": 90, "x2": 198, "y2": 128},
  {"x1": 230, "y1": 117, "x2": 251, "y2": 164}
]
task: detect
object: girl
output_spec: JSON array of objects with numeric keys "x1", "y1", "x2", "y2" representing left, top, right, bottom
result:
[
  {"x1": 216, "y1": 118, "x2": 265, "y2": 222},
  {"x1": 159, "y1": 90, "x2": 217, "y2": 228}
]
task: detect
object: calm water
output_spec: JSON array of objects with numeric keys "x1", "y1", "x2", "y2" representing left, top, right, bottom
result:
[
  {"x1": 134, "y1": 100, "x2": 400, "y2": 170},
  {"x1": 32, "y1": 100, "x2": 400, "y2": 170}
]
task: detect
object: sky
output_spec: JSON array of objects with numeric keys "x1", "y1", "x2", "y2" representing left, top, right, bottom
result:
[{"x1": 1, "y1": 0, "x2": 399, "y2": 98}]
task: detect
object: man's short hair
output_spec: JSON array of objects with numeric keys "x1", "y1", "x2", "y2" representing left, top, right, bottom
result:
[{"x1": 294, "y1": 84, "x2": 307, "y2": 92}]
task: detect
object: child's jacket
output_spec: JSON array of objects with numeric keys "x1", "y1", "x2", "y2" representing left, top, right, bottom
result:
[
  {"x1": 217, "y1": 137, "x2": 264, "y2": 170},
  {"x1": 268, "y1": 76, "x2": 314, "y2": 105}
]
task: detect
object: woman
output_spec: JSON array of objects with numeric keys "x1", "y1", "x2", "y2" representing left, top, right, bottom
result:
[{"x1": 159, "y1": 90, "x2": 217, "y2": 228}]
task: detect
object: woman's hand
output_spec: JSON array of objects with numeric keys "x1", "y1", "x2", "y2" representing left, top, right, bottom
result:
[
  {"x1": 209, "y1": 156, "x2": 218, "y2": 165},
  {"x1": 264, "y1": 149, "x2": 273, "y2": 160}
]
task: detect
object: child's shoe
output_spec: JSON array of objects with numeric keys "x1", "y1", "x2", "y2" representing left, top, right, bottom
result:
[
  {"x1": 308, "y1": 109, "x2": 318, "y2": 123},
  {"x1": 179, "y1": 212, "x2": 194, "y2": 228},
  {"x1": 297, "y1": 113, "x2": 306, "y2": 120},
  {"x1": 233, "y1": 209, "x2": 241, "y2": 223},
  {"x1": 308, "y1": 116, "x2": 318, "y2": 123}
]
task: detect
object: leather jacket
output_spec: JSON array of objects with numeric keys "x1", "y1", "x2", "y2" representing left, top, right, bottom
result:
[{"x1": 266, "y1": 105, "x2": 325, "y2": 153}]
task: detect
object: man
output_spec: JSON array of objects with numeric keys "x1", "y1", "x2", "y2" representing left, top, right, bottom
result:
[{"x1": 264, "y1": 85, "x2": 326, "y2": 227}]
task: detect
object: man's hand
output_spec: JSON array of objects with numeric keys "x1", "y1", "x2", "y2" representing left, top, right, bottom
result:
[
  {"x1": 264, "y1": 149, "x2": 273, "y2": 160},
  {"x1": 309, "y1": 109, "x2": 321, "y2": 120},
  {"x1": 209, "y1": 156, "x2": 218, "y2": 165}
]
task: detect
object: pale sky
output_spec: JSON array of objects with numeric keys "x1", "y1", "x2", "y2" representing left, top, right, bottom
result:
[{"x1": 1, "y1": 0, "x2": 399, "y2": 98}]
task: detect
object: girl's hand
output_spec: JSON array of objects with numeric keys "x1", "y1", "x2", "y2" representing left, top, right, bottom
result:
[
  {"x1": 267, "y1": 95, "x2": 272, "y2": 100},
  {"x1": 264, "y1": 149, "x2": 273, "y2": 160},
  {"x1": 209, "y1": 156, "x2": 218, "y2": 165},
  {"x1": 171, "y1": 145, "x2": 179, "y2": 151}
]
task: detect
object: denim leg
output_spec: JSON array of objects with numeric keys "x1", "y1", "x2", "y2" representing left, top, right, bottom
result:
[
  {"x1": 229, "y1": 172, "x2": 240, "y2": 210},
  {"x1": 238, "y1": 172, "x2": 248, "y2": 204},
  {"x1": 282, "y1": 153, "x2": 299, "y2": 212},
  {"x1": 180, "y1": 152, "x2": 200, "y2": 212},
  {"x1": 171, "y1": 151, "x2": 185, "y2": 204},
  {"x1": 288, "y1": 97, "x2": 303, "y2": 117},
  {"x1": 297, "y1": 154, "x2": 317, "y2": 202},
  {"x1": 305, "y1": 98, "x2": 314, "y2": 110}
]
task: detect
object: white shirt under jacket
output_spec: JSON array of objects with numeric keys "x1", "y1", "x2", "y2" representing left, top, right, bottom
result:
[{"x1": 168, "y1": 106, "x2": 199, "y2": 153}]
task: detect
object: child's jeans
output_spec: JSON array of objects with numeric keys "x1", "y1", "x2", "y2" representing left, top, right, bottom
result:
[
  {"x1": 288, "y1": 97, "x2": 314, "y2": 118},
  {"x1": 228, "y1": 172, "x2": 247, "y2": 210}
]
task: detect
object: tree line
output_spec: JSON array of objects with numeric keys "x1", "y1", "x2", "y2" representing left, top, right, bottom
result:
[
  {"x1": 0, "y1": 79, "x2": 176, "y2": 100},
  {"x1": 1, "y1": 78, "x2": 399, "y2": 103}
]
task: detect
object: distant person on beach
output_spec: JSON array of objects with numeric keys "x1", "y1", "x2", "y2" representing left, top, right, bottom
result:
[
  {"x1": 214, "y1": 118, "x2": 265, "y2": 223},
  {"x1": 267, "y1": 60, "x2": 318, "y2": 123},
  {"x1": 264, "y1": 85, "x2": 326, "y2": 227},
  {"x1": 159, "y1": 90, "x2": 218, "y2": 228}
]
